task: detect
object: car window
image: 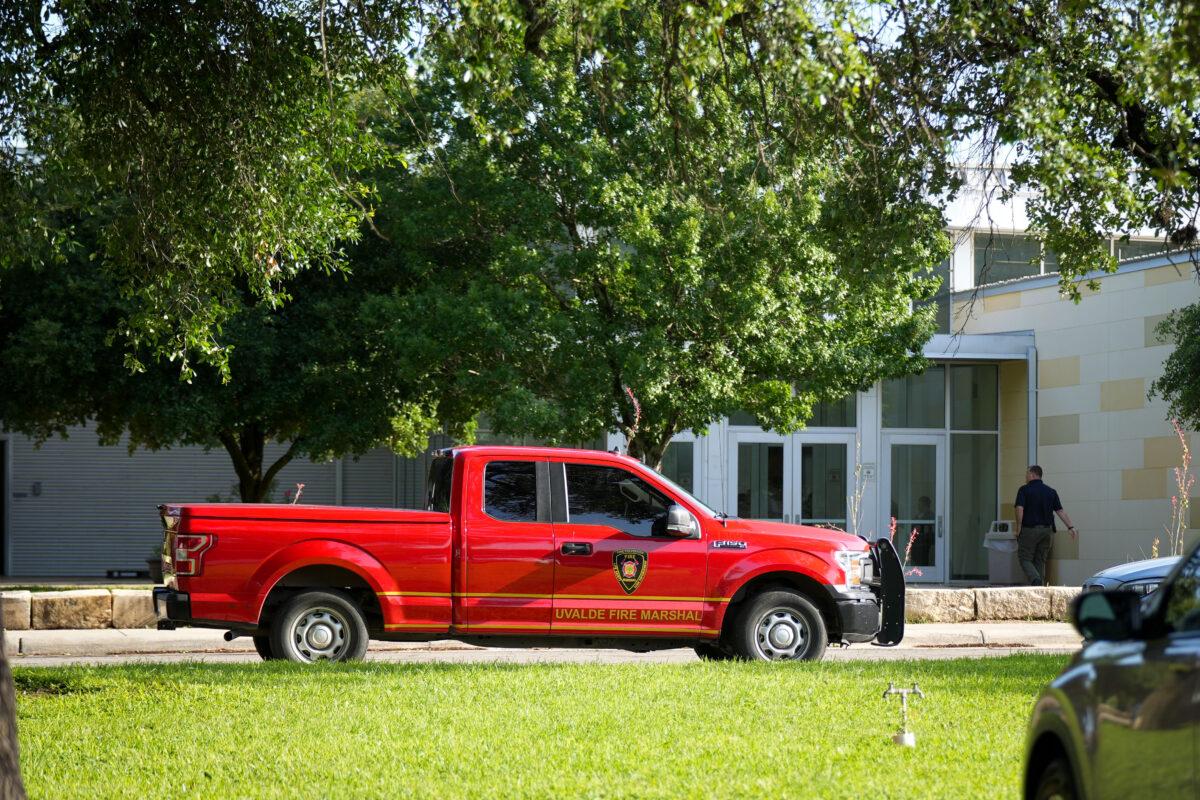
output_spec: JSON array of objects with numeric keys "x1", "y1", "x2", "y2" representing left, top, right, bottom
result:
[
  {"x1": 483, "y1": 461, "x2": 538, "y2": 523},
  {"x1": 1164, "y1": 547, "x2": 1200, "y2": 634},
  {"x1": 565, "y1": 463, "x2": 671, "y2": 537}
]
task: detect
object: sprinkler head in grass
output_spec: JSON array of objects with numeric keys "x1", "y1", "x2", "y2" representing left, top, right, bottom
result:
[{"x1": 882, "y1": 682, "x2": 924, "y2": 747}]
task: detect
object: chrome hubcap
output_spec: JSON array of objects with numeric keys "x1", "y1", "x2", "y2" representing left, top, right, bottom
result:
[
  {"x1": 290, "y1": 607, "x2": 347, "y2": 661},
  {"x1": 755, "y1": 608, "x2": 807, "y2": 660}
]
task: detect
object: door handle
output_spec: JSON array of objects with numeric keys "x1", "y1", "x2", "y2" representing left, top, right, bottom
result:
[
  {"x1": 937, "y1": 515, "x2": 944, "y2": 538},
  {"x1": 561, "y1": 542, "x2": 592, "y2": 556}
]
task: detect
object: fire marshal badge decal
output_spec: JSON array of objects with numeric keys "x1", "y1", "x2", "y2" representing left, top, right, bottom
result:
[{"x1": 612, "y1": 549, "x2": 648, "y2": 595}]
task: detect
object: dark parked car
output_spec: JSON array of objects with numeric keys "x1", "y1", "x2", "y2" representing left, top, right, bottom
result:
[
  {"x1": 1024, "y1": 539, "x2": 1200, "y2": 799},
  {"x1": 1082, "y1": 555, "x2": 1182, "y2": 596}
]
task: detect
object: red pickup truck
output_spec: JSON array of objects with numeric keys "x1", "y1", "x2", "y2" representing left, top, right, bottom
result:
[{"x1": 155, "y1": 445, "x2": 904, "y2": 662}]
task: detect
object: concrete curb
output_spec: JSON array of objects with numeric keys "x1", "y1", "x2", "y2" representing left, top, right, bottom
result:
[
  {"x1": 906, "y1": 586, "x2": 1080, "y2": 623},
  {"x1": 2, "y1": 586, "x2": 1082, "y2": 629},
  {"x1": 5, "y1": 622, "x2": 1081, "y2": 659},
  {"x1": 2, "y1": 589, "x2": 155, "y2": 631}
]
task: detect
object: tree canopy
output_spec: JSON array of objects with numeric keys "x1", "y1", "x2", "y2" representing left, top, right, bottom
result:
[
  {"x1": 0, "y1": 230, "x2": 455, "y2": 501},
  {"x1": 362, "y1": 5, "x2": 948, "y2": 466}
]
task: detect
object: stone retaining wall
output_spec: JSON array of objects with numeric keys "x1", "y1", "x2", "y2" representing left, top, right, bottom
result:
[
  {"x1": 1, "y1": 589, "x2": 156, "y2": 630},
  {"x1": 906, "y1": 586, "x2": 1081, "y2": 623},
  {"x1": 1, "y1": 586, "x2": 1080, "y2": 629}
]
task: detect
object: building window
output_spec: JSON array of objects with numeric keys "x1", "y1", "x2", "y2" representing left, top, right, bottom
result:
[
  {"x1": 974, "y1": 233, "x2": 1054, "y2": 284},
  {"x1": 915, "y1": 258, "x2": 951, "y2": 334},
  {"x1": 729, "y1": 394, "x2": 857, "y2": 429},
  {"x1": 950, "y1": 433, "x2": 997, "y2": 581},
  {"x1": 1115, "y1": 238, "x2": 1172, "y2": 261},
  {"x1": 659, "y1": 441, "x2": 694, "y2": 494},
  {"x1": 950, "y1": 364, "x2": 998, "y2": 431},
  {"x1": 882, "y1": 367, "x2": 946, "y2": 429},
  {"x1": 737, "y1": 442, "x2": 784, "y2": 519}
]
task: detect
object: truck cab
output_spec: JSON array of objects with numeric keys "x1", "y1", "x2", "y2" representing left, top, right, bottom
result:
[{"x1": 155, "y1": 445, "x2": 904, "y2": 662}]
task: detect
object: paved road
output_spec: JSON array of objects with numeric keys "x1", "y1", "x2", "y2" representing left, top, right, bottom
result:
[{"x1": 6, "y1": 623, "x2": 1081, "y2": 667}]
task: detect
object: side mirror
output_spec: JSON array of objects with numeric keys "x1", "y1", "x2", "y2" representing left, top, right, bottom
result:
[
  {"x1": 1071, "y1": 590, "x2": 1143, "y2": 641},
  {"x1": 664, "y1": 504, "x2": 698, "y2": 538}
]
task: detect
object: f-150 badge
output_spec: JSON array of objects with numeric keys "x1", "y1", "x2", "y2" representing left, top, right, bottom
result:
[
  {"x1": 612, "y1": 549, "x2": 648, "y2": 594},
  {"x1": 712, "y1": 540, "x2": 747, "y2": 549}
]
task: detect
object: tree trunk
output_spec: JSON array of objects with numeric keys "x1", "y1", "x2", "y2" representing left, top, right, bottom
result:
[
  {"x1": 218, "y1": 427, "x2": 299, "y2": 503},
  {"x1": 0, "y1": 628, "x2": 27, "y2": 799}
]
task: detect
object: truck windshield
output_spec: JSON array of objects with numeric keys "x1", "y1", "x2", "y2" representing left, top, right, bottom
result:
[
  {"x1": 426, "y1": 456, "x2": 453, "y2": 512},
  {"x1": 648, "y1": 466, "x2": 719, "y2": 517}
]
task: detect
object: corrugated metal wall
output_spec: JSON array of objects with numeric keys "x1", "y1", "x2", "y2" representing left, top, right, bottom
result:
[
  {"x1": 6, "y1": 425, "x2": 336, "y2": 577},
  {"x1": 4, "y1": 424, "x2": 604, "y2": 576}
]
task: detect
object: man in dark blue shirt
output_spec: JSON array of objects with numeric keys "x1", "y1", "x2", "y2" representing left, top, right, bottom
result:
[{"x1": 1014, "y1": 465, "x2": 1079, "y2": 585}]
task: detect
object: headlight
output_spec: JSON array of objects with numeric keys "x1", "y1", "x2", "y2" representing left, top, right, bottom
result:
[
  {"x1": 834, "y1": 550, "x2": 867, "y2": 590},
  {"x1": 1123, "y1": 581, "x2": 1160, "y2": 595}
]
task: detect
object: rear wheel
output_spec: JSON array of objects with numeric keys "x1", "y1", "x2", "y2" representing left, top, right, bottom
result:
[
  {"x1": 1031, "y1": 757, "x2": 1076, "y2": 800},
  {"x1": 693, "y1": 642, "x2": 735, "y2": 661},
  {"x1": 270, "y1": 590, "x2": 369, "y2": 664},
  {"x1": 730, "y1": 590, "x2": 828, "y2": 662},
  {"x1": 252, "y1": 635, "x2": 277, "y2": 661}
]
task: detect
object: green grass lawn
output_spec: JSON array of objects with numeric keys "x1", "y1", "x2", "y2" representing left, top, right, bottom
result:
[{"x1": 13, "y1": 654, "x2": 1067, "y2": 799}]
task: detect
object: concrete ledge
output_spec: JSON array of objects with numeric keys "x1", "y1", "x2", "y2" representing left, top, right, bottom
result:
[
  {"x1": 111, "y1": 589, "x2": 157, "y2": 629},
  {"x1": 1, "y1": 591, "x2": 32, "y2": 631},
  {"x1": 31, "y1": 590, "x2": 113, "y2": 630},
  {"x1": 905, "y1": 589, "x2": 976, "y2": 623},
  {"x1": 906, "y1": 586, "x2": 1080, "y2": 623}
]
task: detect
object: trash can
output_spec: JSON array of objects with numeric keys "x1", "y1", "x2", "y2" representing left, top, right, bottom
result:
[{"x1": 983, "y1": 520, "x2": 1022, "y2": 584}]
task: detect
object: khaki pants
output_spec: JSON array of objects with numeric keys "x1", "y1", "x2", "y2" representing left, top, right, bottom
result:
[{"x1": 1018, "y1": 525, "x2": 1054, "y2": 586}]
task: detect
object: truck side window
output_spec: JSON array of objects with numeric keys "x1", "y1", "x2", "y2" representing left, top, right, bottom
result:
[
  {"x1": 565, "y1": 464, "x2": 670, "y2": 537},
  {"x1": 484, "y1": 461, "x2": 539, "y2": 523},
  {"x1": 427, "y1": 456, "x2": 454, "y2": 513}
]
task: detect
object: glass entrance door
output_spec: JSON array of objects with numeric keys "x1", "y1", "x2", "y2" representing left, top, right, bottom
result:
[
  {"x1": 729, "y1": 432, "x2": 789, "y2": 522},
  {"x1": 728, "y1": 432, "x2": 855, "y2": 531},
  {"x1": 882, "y1": 434, "x2": 946, "y2": 582}
]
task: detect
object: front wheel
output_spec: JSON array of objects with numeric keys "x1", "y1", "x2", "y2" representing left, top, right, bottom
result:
[
  {"x1": 1031, "y1": 757, "x2": 1076, "y2": 800},
  {"x1": 730, "y1": 590, "x2": 828, "y2": 662},
  {"x1": 270, "y1": 590, "x2": 369, "y2": 664}
]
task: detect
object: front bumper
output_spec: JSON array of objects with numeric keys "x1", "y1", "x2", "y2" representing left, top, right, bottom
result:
[
  {"x1": 153, "y1": 587, "x2": 191, "y2": 629},
  {"x1": 835, "y1": 596, "x2": 882, "y2": 643}
]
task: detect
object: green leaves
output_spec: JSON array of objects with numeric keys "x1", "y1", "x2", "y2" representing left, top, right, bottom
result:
[{"x1": 366, "y1": 3, "x2": 947, "y2": 466}]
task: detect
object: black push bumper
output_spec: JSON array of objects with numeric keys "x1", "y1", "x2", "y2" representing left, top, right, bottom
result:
[
  {"x1": 153, "y1": 587, "x2": 191, "y2": 629},
  {"x1": 869, "y1": 537, "x2": 906, "y2": 645}
]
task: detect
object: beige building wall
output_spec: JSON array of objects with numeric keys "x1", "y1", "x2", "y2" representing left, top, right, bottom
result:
[{"x1": 955, "y1": 262, "x2": 1200, "y2": 585}]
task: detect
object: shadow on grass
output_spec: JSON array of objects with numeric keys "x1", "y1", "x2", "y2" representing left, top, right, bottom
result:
[{"x1": 14, "y1": 652, "x2": 1071, "y2": 694}]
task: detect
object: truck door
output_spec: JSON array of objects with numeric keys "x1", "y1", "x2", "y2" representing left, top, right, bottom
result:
[
  {"x1": 460, "y1": 457, "x2": 556, "y2": 634},
  {"x1": 550, "y1": 459, "x2": 710, "y2": 637}
]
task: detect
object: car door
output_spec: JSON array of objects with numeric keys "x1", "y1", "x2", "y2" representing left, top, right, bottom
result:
[
  {"x1": 459, "y1": 457, "x2": 556, "y2": 634},
  {"x1": 1092, "y1": 544, "x2": 1200, "y2": 799},
  {"x1": 549, "y1": 458, "x2": 711, "y2": 637}
]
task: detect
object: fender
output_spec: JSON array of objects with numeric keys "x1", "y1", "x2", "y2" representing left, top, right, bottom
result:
[
  {"x1": 1026, "y1": 681, "x2": 1093, "y2": 799},
  {"x1": 249, "y1": 539, "x2": 402, "y2": 623},
  {"x1": 709, "y1": 547, "x2": 841, "y2": 631}
]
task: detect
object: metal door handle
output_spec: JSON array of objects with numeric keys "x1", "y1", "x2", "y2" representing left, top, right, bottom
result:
[
  {"x1": 937, "y1": 515, "x2": 944, "y2": 538},
  {"x1": 561, "y1": 542, "x2": 592, "y2": 556}
]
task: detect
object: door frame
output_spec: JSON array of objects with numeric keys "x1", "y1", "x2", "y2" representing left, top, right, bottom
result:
[
  {"x1": 727, "y1": 429, "x2": 859, "y2": 530},
  {"x1": 792, "y1": 432, "x2": 857, "y2": 532},
  {"x1": 726, "y1": 430, "x2": 792, "y2": 522},
  {"x1": 881, "y1": 432, "x2": 947, "y2": 583}
]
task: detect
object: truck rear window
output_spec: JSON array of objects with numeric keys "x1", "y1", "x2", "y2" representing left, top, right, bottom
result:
[{"x1": 427, "y1": 456, "x2": 454, "y2": 512}]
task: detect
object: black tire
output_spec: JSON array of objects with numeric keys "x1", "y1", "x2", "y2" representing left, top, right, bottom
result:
[
  {"x1": 270, "y1": 590, "x2": 370, "y2": 664},
  {"x1": 694, "y1": 642, "x2": 735, "y2": 661},
  {"x1": 730, "y1": 590, "x2": 828, "y2": 662},
  {"x1": 1031, "y1": 757, "x2": 1076, "y2": 800},
  {"x1": 252, "y1": 635, "x2": 278, "y2": 661}
]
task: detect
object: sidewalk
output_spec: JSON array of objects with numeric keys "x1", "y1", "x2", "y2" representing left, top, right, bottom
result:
[{"x1": 4, "y1": 622, "x2": 1082, "y2": 659}]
